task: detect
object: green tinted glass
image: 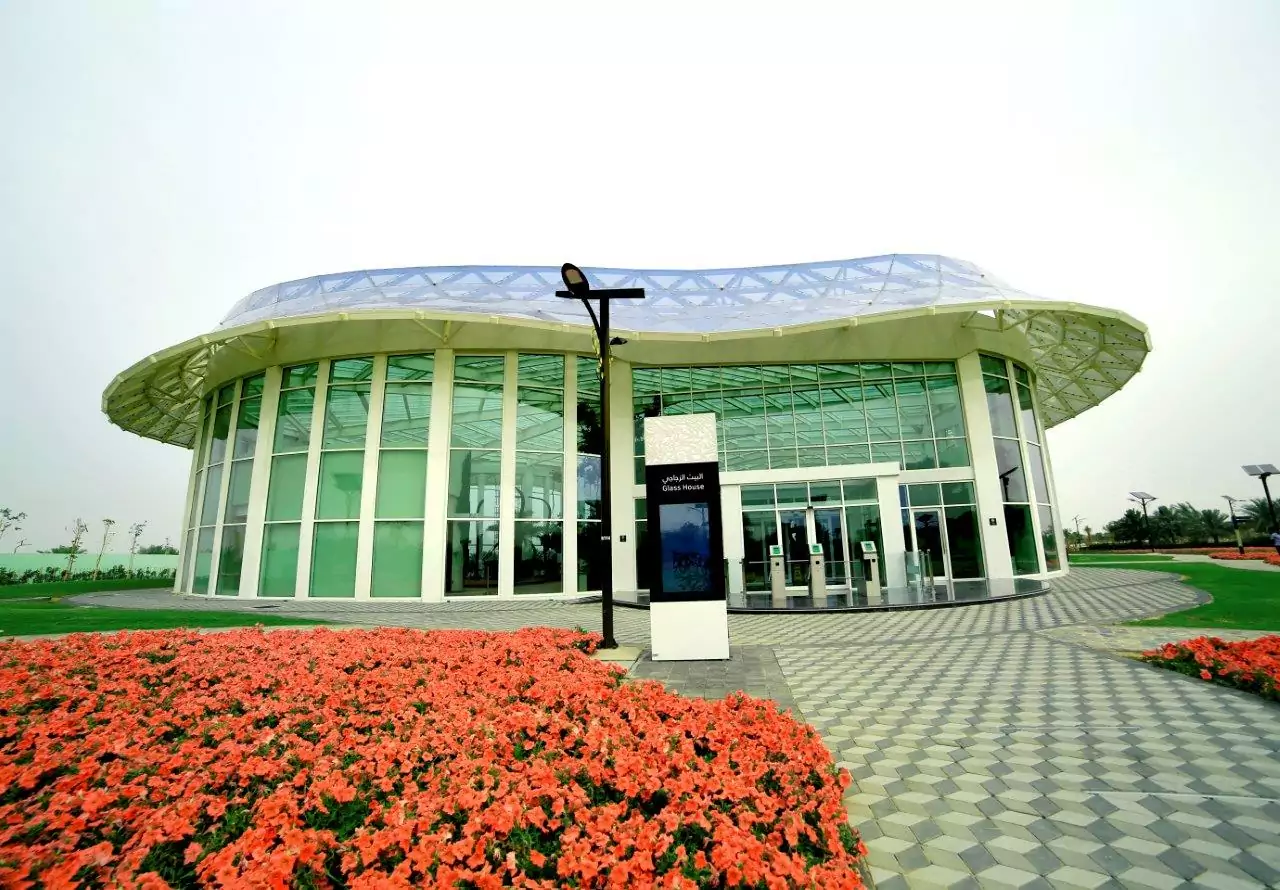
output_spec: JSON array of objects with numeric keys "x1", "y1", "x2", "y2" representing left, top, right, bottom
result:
[
  {"x1": 242, "y1": 374, "x2": 266, "y2": 398},
  {"x1": 371, "y1": 521, "x2": 424, "y2": 597},
  {"x1": 635, "y1": 498, "x2": 647, "y2": 520},
  {"x1": 926, "y1": 376, "x2": 964, "y2": 439},
  {"x1": 1040, "y1": 504, "x2": 1060, "y2": 571},
  {"x1": 720, "y1": 366, "x2": 761, "y2": 390},
  {"x1": 259, "y1": 523, "x2": 300, "y2": 597},
  {"x1": 984, "y1": 374, "x2": 1018, "y2": 438},
  {"x1": 936, "y1": 438, "x2": 970, "y2": 468},
  {"x1": 908, "y1": 483, "x2": 943, "y2": 507},
  {"x1": 381, "y1": 383, "x2": 431, "y2": 447},
  {"x1": 842, "y1": 478, "x2": 877, "y2": 502},
  {"x1": 451, "y1": 383, "x2": 504, "y2": 448},
  {"x1": 871, "y1": 442, "x2": 903, "y2": 465},
  {"x1": 274, "y1": 389, "x2": 315, "y2": 453},
  {"x1": 266, "y1": 453, "x2": 307, "y2": 522},
  {"x1": 199, "y1": 464, "x2": 223, "y2": 525},
  {"x1": 861, "y1": 363, "x2": 891, "y2": 380},
  {"x1": 232, "y1": 397, "x2": 261, "y2": 460},
  {"x1": 215, "y1": 524, "x2": 245, "y2": 595},
  {"x1": 740, "y1": 485, "x2": 775, "y2": 508},
  {"x1": 192, "y1": 528, "x2": 215, "y2": 593},
  {"x1": 515, "y1": 452, "x2": 564, "y2": 519},
  {"x1": 1017, "y1": 383, "x2": 1039, "y2": 444},
  {"x1": 941, "y1": 481, "x2": 976, "y2": 505},
  {"x1": 660, "y1": 367, "x2": 692, "y2": 392},
  {"x1": 322, "y1": 383, "x2": 371, "y2": 449},
  {"x1": 188, "y1": 470, "x2": 204, "y2": 529},
  {"x1": 1004, "y1": 504, "x2": 1040, "y2": 575},
  {"x1": 447, "y1": 449, "x2": 501, "y2": 517},
  {"x1": 514, "y1": 520, "x2": 563, "y2": 592},
  {"x1": 980, "y1": 355, "x2": 1008, "y2": 377},
  {"x1": 317, "y1": 450, "x2": 364, "y2": 520},
  {"x1": 282, "y1": 363, "x2": 319, "y2": 390},
  {"x1": 944, "y1": 505, "x2": 985, "y2": 578},
  {"x1": 376, "y1": 450, "x2": 427, "y2": 519},
  {"x1": 828, "y1": 444, "x2": 871, "y2": 466},
  {"x1": 895, "y1": 378, "x2": 931, "y2": 440},
  {"x1": 892, "y1": 362, "x2": 923, "y2": 378},
  {"x1": 516, "y1": 387, "x2": 564, "y2": 451},
  {"x1": 924, "y1": 362, "x2": 955, "y2": 376},
  {"x1": 329, "y1": 357, "x2": 374, "y2": 383},
  {"x1": 386, "y1": 354, "x2": 434, "y2": 382},
  {"x1": 1014, "y1": 364, "x2": 1031, "y2": 386},
  {"x1": 725, "y1": 450, "x2": 768, "y2": 471},
  {"x1": 217, "y1": 383, "x2": 235, "y2": 406},
  {"x1": 517, "y1": 354, "x2": 564, "y2": 387},
  {"x1": 995, "y1": 439, "x2": 1028, "y2": 502},
  {"x1": 903, "y1": 440, "x2": 937, "y2": 470},
  {"x1": 775, "y1": 484, "x2": 807, "y2": 508},
  {"x1": 818, "y1": 363, "x2": 859, "y2": 385},
  {"x1": 864, "y1": 382, "x2": 899, "y2": 441},
  {"x1": 809, "y1": 481, "x2": 841, "y2": 504},
  {"x1": 796, "y1": 446, "x2": 827, "y2": 467},
  {"x1": 452, "y1": 355, "x2": 505, "y2": 384},
  {"x1": 1028, "y1": 443, "x2": 1050, "y2": 504},
  {"x1": 209, "y1": 403, "x2": 233, "y2": 464},
  {"x1": 223, "y1": 460, "x2": 253, "y2": 524},
  {"x1": 310, "y1": 521, "x2": 358, "y2": 597}
]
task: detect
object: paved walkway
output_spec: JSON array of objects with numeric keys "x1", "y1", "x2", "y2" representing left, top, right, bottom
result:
[
  {"x1": 62, "y1": 569, "x2": 1280, "y2": 888},
  {"x1": 1171, "y1": 554, "x2": 1280, "y2": 573}
]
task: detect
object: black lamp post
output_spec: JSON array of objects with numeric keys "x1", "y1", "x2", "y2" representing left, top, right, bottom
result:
[
  {"x1": 1243, "y1": 465, "x2": 1279, "y2": 533},
  {"x1": 1129, "y1": 492, "x2": 1156, "y2": 552},
  {"x1": 1223, "y1": 495, "x2": 1247, "y2": 555},
  {"x1": 556, "y1": 263, "x2": 644, "y2": 650}
]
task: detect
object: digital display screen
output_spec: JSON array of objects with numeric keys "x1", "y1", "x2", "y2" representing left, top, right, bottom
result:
[{"x1": 658, "y1": 501, "x2": 712, "y2": 594}]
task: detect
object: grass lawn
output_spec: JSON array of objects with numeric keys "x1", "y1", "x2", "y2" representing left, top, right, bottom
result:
[
  {"x1": 0, "y1": 578, "x2": 175, "y2": 599},
  {"x1": 1125, "y1": 562, "x2": 1280, "y2": 631},
  {"x1": 1070, "y1": 552, "x2": 1175, "y2": 564},
  {"x1": 0, "y1": 601, "x2": 329, "y2": 637}
]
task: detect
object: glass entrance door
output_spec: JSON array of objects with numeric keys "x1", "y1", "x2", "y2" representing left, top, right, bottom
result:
[
  {"x1": 811, "y1": 507, "x2": 848, "y2": 587},
  {"x1": 780, "y1": 510, "x2": 809, "y2": 587},
  {"x1": 908, "y1": 508, "x2": 949, "y2": 581}
]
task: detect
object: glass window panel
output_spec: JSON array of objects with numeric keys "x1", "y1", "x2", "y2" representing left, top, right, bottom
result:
[
  {"x1": 577, "y1": 521, "x2": 603, "y2": 592},
  {"x1": 635, "y1": 498, "x2": 647, "y2": 521},
  {"x1": 895, "y1": 378, "x2": 931, "y2": 440},
  {"x1": 842, "y1": 478, "x2": 877, "y2": 502},
  {"x1": 376, "y1": 450, "x2": 428, "y2": 519},
  {"x1": 447, "y1": 449, "x2": 501, "y2": 517},
  {"x1": 634, "y1": 456, "x2": 645, "y2": 485},
  {"x1": 1017, "y1": 383, "x2": 1040, "y2": 444},
  {"x1": 577, "y1": 356, "x2": 601, "y2": 398},
  {"x1": 984, "y1": 374, "x2": 1018, "y2": 438},
  {"x1": 282, "y1": 363, "x2": 319, "y2": 390},
  {"x1": 387, "y1": 353, "x2": 434, "y2": 382},
  {"x1": 380, "y1": 382, "x2": 432, "y2": 447},
  {"x1": 316, "y1": 450, "x2": 365, "y2": 520},
  {"x1": 329, "y1": 357, "x2": 374, "y2": 383},
  {"x1": 767, "y1": 447, "x2": 798, "y2": 470},
  {"x1": 720, "y1": 366, "x2": 761, "y2": 390},
  {"x1": 215, "y1": 524, "x2": 245, "y2": 595},
  {"x1": 797, "y1": 447, "x2": 827, "y2": 467},
  {"x1": 242, "y1": 374, "x2": 265, "y2": 399},
  {"x1": 632, "y1": 368, "x2": 663, "y2": 398},
  {"x1": 892, "y1": 362, "x2": 924, "y2": 378},
  {"x1": 232, "y1": 396, "x2": 261, "y2": 460},
  {"x1": 195, "y1": 398, "x2": 214, "y2": 467},
  {"x1": 660, "y1": 367, "x2": 691, "y2": 392},
  {"x1": 310, "y1": 521, "x2": 358, "y2": 597},
  {"x1": 577, "y1": 455, "x2": 601, "y2": 520},
  {"x1": 266, "y1": 453, "x2": 307, "y2": 522},
  {"x1": 1027, "y1": 443, "x2": 1050, "y2": 504},
  {"x1": 899, "y1": 486, "x2": 909, "y2": 508},
  {"x1": 936, "y1": 438, "x2": 971, "y2": 468},
  {"x1": 516, "y1": 387, "x2": 564, "y2": 452},
  {"x1": 941, "y1": 481, "x2": 976, "y2": 505},
  {"x1": 183, "y1": 528, "x2": 196, "y2": 592},
  {"x1": 759, "y1": 366, "x2": 791, "y2": 388},
  {"x1": 861, "y1": 363, "x2": 891, "y2": 380},
  {"x1": 864, "y1": 381, "x2": 900, "y2": 442},
  {"x1": 217, "y1": 383, "x2": 236, "y2": 406},
  {"x1": 689, "y1": 367, "x2": 723, "y2": 391},
  {"x1": 926, "y1": 376, "x2": 965, "y2": 439},
  {"x1": 725, "y1": 450, "x2": 769, "y2": 471},
  {"x1": 908, "y1": 483, "x2": 943, "y2": 507},
  {"x1": 786, "y1": 365, "x2": 819, "y2": 387},
  {"x1": 818, "y1": 363, "x2": 860, "y2": 385},
  {"x1": 775, "y1": 484, "x2": 808, "y2": 508},
  {"x1": 924, "y1": 362, "x2": 955, "y2": 376},
  {"x1": 223, "y1": 460, "x2": 253, "y2": 524},
  {"x1": 199, "y1": 464, "x2": 223, "y2": 526},
  {"x1": 828, "y1": 444, "x2": 871, "y2": 466},
  {"x1": 903, "y1": 440, "x2": 938, "y2": 470},
  {"x1": 193, "y1": 527, "x2": 215, "y2": 594},
  {"x1": 1039, "y1": 504, "x2": 1061, "y2": 571},
  {"x1": 517, "y1": 354, "x2": 564, "y2": 387},
  {"x1": 578, "y1": 361, "x2": 603, "y2": 455},
  {"x1": 844, "y1": 503, "x2": 886, "y2": 586},
  {"x1": 259, "y1": 523, "x2": 300, "y2": 597},
  {"x1": 209, "y1": 403, "x2": 233, "y2": 464},
  {"x1": 739, "y1": 485, "x2": 775, "y2": 508},
  {"x1": 188, "y1": 469, "x2": 204, "y2": 529},
  {"x1": 871, "y1": 442, "x2": 903, "y2": 465},
  {"x1": 322, "y1": 383, "x2": 371, "y2": 449},
  {"x1": 371, "y1": 521, "x2": 424, "y2": 597},
  {"x1": 995, "y1": 439, "x2": 1028, "y2": 503},
  {"x1": 515, "y1": 452, "x2": 564, "y2": 519},
  {"x1": 980, "y1": 354, "x2": 1008, "y2": 377},
  {"x1": 944, "y1": 505, "x2": 985, "y2": 578},
  {"x1": 1004, "y1": 504, "x2": 1040, "y2": 575},
  {"x1": 453, "y1": 355, "x2": 506, "y2": 385},
  {"x1": 273, "y1": 388, "x2": 315, "y2": 454},
  {"x1": 808, "y1": 481, "x2": 841, "y2": 504},
  {"x1": 450, "y1": 383, "x2": 504, "y2": 448},
  {"x1": 1013, "y1": 364, "x2": 1031, "y2": 386},
  {"x1": 514, "y1": 520, "x2": 563, "y2": 593},
  {"x1": 445, "y1": 519, "x2": 500, "y2": 595}
]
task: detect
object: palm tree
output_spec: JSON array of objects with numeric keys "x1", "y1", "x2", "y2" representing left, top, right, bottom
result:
[
  {"x1": 1243, "y1": 498, "x2": 1277, "y2": 534},
  {"x1": 1197, "y1": 509, "x2": 1231, "y2": 545},
  {"x1": 1172, "y1": 502, "x2": 1204, "y2": 543},
  {"x1": 1106, "y1": 509, "x2": 1147, "y2": 545}
]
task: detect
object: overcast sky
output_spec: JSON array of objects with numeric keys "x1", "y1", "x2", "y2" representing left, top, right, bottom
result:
[{"x1": 1, "y1": 1, "x2": 1277, "y2": 549}]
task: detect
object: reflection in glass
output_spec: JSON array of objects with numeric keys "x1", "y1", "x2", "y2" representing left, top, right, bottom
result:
[
  {"x1": 450, "y1": 383, "x2": 504, "y2": 448},
  {"x1": 741, "y1": 510, "x2": 778, "y2": 592},
  {"x1": 266, "y1": 454, "x2": 306, "y2": 522},
  {"x1": 912, "y1": 510, "x2": 945, "y2": 576},
  {"x1": 371, "y1": 521, "x2": 424, "y2": 597},
  {"x1": 814, "y1": 508, "x2": 846, "y2": 584},
  {"x1": 577, "y1": 455, "x2": 601, "y2": 520},
  {"x1": 445, "y1": 520, "x2": 499, "y2": 595},
  {"x1": 223, "y1": 460, "x2": 253, "y2": 523},
  {"x1": 903, "y1": 440, "x2": 937, "y2": 470},
  {"x1": 317, "y1": 451, "x2": 364, "y2": 520},
  {"x1": 941, "y1": 481, "x2": 976, "y2": 505},
  {"x1": 386, "y1": 353, "x2": 434, "y2": 382},
  {"x1": 514, "y1": 520, "x2": 563, "y2": 593},
  {"x1": 1004, "y1": 504, "x2": 1040, "y2": 575},
  {"x1": 659, "y1": 503, "x2": 712, "y2": 594},
  {"x1": 216, "y1": 525, "x2": 245, "y2": 595},
  {"x1": 894, "y1": 378, "x2": 931, "y2": 440},
  {"x1": 192, "y1": 527, "x2": 215, "y2": 594},
  {"x1": 282, "y1": 363, "x2": 319, "y2": 390},
  {"x1": 376, "y1": 450, "x2": 427, "y2": 519},
  {"x1": 1039, "y1": 504, "x2": 1060, "y2": 571},
  {"x1": 926, "y1": 376, "x2": 964, "y2": 438},
  {"x1": 907, "y1": 483, "x2": 943, "y2": 507},
  {"x1": 200, "y1": 464, "x2": 223, "y2": 526},
  {"x1": 995, "y1": 439, "x2": 1028, "y2": 503},
  {"x1": 233, "y1": 397, "x2": 261, "y2": 460},
  {"x1": 311, "y1": 521, "x2": 358, "y2": 597},
  {"x1": 322, "y1": 384, "x2": 371, "y2": 449},
  {"x1": 516, "y1": 386, "x2": 564, "y2": 451},
  {"x1": 274, "y1": 389, "x2": 315, "y2": 453},
  {"x1": 936, "y1": 438, "x2": 970, "y2": 468},
  {"x1": 577, "y1": 521, "x2": 603, "y2": 591},
  {"x1": 380, "y1": 383, "x2": 431, "y2": 447},
  {"x1": 447, "y1": 450, "x2": 501, "y2": 517},
  {"x1": 635, "y1": 519, "x2": 650, "y2": 590},
  {"x1": 1017, "y1": 383, "x2": 1039, "y2": 444},
  {"x1": 844, "y1": 504, "x2": 885, "y2": 586},
  {"x1": 780, "y1": 510, "x2": 808, "y2": 586},
  {"x1": 514, "y1": 453, "x2": 563, "y2": 519},
  {"x1": 329, "y1": 357, "x2": 374, "y2": 383},
  {"x1": 1027, "y1": 444, "x2": 1050, "y2": 504},
  {"x1": 944, "y1": 505, "x2": 985, "y2": 578},
  {"x1": 984, "y1": 374, "x2": 1018, "y2": 438},
  {"x1": 209, "y1": 403, "x2": 233, "y2": 464},
  {"x1": 259, "y1": 523, "x2": 300, "y2": 597}
]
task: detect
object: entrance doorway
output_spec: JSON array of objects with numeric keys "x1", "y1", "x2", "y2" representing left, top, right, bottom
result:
[{"x1": 905, "y1": 508, "x2": 949, "y2": 582}]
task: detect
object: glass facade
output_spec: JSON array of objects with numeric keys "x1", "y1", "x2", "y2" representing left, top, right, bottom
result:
[
  {"x1": 633, "y1": 361, "x2": 969, "y2": 481},
  {"x1": 178, "y1": 348, "x2": 1064, "y2": 602}
]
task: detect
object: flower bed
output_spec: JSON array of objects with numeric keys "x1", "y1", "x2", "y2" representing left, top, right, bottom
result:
[
  {"x1": 1142, "y1": 634, "x2": 1280, "y2": 701},
  {"x1": 0, "y1": 627, "x2": 865, "y2": 888},
  {"x1": 1200, "y1": 547, "x2": 1280, "y2": 567}
]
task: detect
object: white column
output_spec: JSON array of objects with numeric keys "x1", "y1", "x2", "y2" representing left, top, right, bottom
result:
[
  {"x1": 238, "y1": 366, "x2": 281, "y2": 597},
  {"x1": 206, "y1": 378, "x2": 243, "y2": 595},
  {"x1": 875, "y1": 472, "x2": 908, "y2": 588},
  {"x1": 721, "y1": 484, "x2": 745, "y2": 594},
  {"x1": 175, "y1": 403, "x2": 207, "y2": 592},
  {"x1": 562, "y1": 355, "x2": 578, "y2": 594},
  {"x1": 294, "y1": 360, "x2": 330, "y2": 598},
  {"x1": 957, "y1": 352, "x2": 1014, "y2": 579},
  {"x1": 498, "y1": 352, "x2": 518, "y2": 598},
  {"x1": 422, "y1": 349, "x2": 454, "y2": 601},
  {"x1": 608, "y1": 358, "x2": 637, "y2": 593},
  {"x1": 353, "y1": 355, "x2": 388, "y2": 599}
]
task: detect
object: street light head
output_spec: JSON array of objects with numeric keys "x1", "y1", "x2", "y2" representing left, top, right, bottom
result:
[
  {"x1": 1244, "y1": 464, "x2": 1279, "y2": 477},
  {"x1": 609, "y1": 336, "x2": 627, "y2": 346},
  {"x1": 1129, "y1": 491, "x2": 1155, "y2": 501},
  {"x1": 560, "y1": 263, "x2": 590, "y2": 296}
]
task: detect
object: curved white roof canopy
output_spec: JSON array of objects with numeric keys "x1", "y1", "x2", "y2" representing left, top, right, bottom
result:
[{"x1": 104, "y1": 254, "x2": 1149, "y2": 448}]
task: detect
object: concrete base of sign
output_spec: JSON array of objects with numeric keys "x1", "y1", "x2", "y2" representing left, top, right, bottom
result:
[{"x1": 650, "y1": 600, "x2": 731, "y2": 661}]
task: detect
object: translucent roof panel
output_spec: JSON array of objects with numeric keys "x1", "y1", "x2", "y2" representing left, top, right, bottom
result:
[{"x1": 104, "y1": 254, "x2": 1150, "y2": 448}]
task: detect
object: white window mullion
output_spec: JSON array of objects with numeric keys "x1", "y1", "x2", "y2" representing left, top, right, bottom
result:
[
  {"x1": 498, "y1": 352, "x2": 518, "y2": 598},
  {"x1": 354, "y1": 356, "x2": 388, "y2": 599},
  {"x1": 238, "y1": 366, "x2": 282, "y2": 596},
  {"x1": 207, "y1": 378, "x2": 243, "y2": 595},
  {"x1": 294, "y1": 359, "x2": 330, "y2": 598},
  {"x1": 422, "y1": 349, "x2": 454, "y2": 601},
  {"x1": 562, "y1": 355, "x2": 578, "y2": 595}
]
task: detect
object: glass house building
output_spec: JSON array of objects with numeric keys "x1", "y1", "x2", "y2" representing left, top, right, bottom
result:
[{"x1": 104, "y1": 255, "x2": 1149, "y2": 603}]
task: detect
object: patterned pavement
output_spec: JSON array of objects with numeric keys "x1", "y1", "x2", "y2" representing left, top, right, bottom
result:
[{"x1": 64, "y1": 569, "x2": 1280, "y2": 888}]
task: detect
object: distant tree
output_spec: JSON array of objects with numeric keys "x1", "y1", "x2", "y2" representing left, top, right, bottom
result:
[
  {"x1": 1083, "y1": 525, "x2": 1094, "y2": 547},
  {"x1": 1198, "y1": 509, "x2": 1231, "y2": 545},
  {"x1": 92, "y1": 518, "x2": 116, "y2": 580},
  {"x1": 138, "y1": 543, "x2": 179, "y2": 555},
  {"x1": 44, "y1": 543, "x2": 86, "y2": 554},
  {"x1": 126, "y1": 521, "x2": 147, "y2": 573},
  {"x1": 1105, "y1": 509, "x2": 1147, "y2": 545},
  {"x1": 12, "y1": 539, "x2": 26, "y2": 553},
  {"x1": 0, "y1": 507, "x2": 26, "y2": 546},
  {"x1": 62, "y1": 519, "x2": 90, "y2": 578},
  {"x1": 1242, "y1": 498, "x2": 1277, "y2": 533}
]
